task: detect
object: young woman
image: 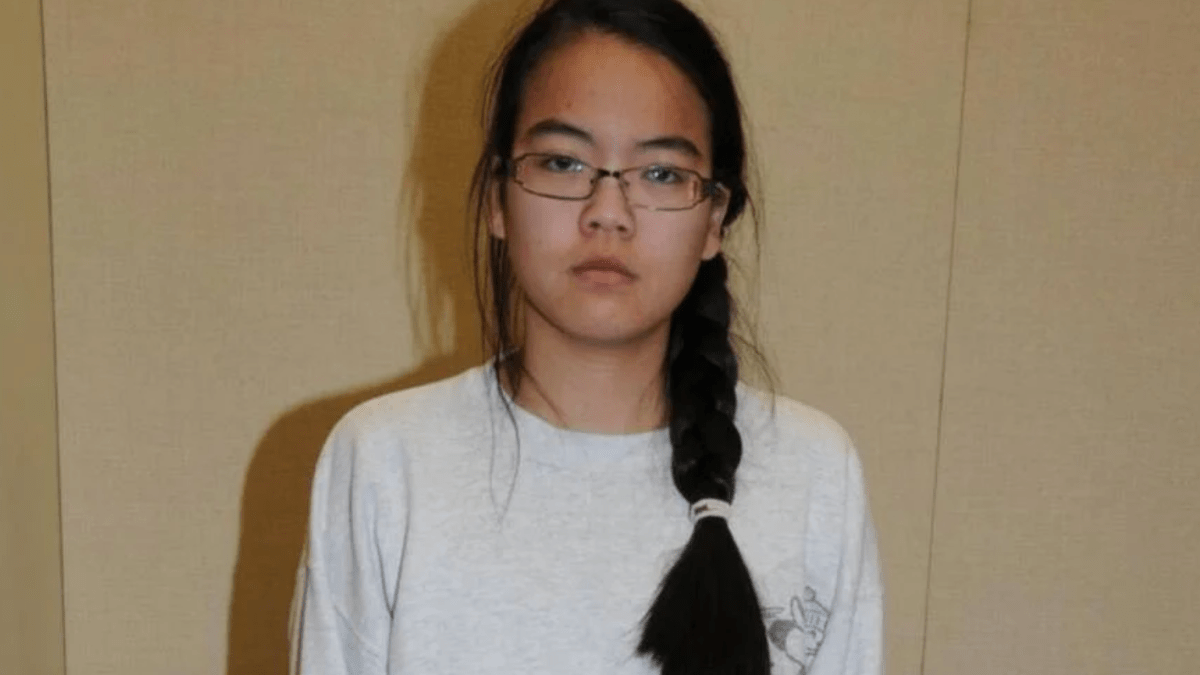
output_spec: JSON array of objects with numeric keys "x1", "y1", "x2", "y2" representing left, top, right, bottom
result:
[{"x1": 290, "y1": 1, "x2": 883, "y2": 673}]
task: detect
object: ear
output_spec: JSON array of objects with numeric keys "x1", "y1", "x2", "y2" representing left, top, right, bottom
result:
[
  {"x1": 700, "y1": 189, "x2": 729, "y2": 261},
  {"x1": 790, "y1": 596, "x2": 804, "y2": 624},
  {"x1": 487, "y1": 177, "x2": 507, "y2": 240}
]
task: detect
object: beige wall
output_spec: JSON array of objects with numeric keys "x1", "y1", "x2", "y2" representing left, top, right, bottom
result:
[
  {"x1": 702, "y1": 3, "x2": 967, "y2": 671},
  {"x1": 1, "y1": 0, "x2": 66, "y2": 673},
  {"x1": 924, "y1": 1, "x2": 1200, "y2": 673},
  {"x1": 9, "y1": 0, "x2": 1195, "y2": 673}
]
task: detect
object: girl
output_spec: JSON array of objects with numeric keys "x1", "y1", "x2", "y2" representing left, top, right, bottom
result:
[{"x1": 290, "y1": 1, "x2": 883, "y2": 673}]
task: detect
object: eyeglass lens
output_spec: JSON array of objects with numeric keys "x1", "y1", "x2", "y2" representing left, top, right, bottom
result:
[{"x1": 513, "y1": 154, "x2": 707, "y2": 210}]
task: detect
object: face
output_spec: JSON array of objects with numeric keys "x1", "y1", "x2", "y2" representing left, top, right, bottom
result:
[{"x1": 490, "y1": 31, "x2": 728, "y2": 349}]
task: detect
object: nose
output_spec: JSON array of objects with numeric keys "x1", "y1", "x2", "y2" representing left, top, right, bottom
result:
[{"x1": 579, "y1": 172, "x2": 635, "y2": 237}]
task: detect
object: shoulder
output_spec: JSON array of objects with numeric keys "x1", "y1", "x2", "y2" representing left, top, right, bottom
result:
[
  {"x1": 319, "y1": 364, "x2": 496, "y2": 472},
  {"x1": 736, "y1": 383, "x2": 857, "y2": 471},
  {"x1": 336, "y1": 364, "x2": 494, "y2": 441}
]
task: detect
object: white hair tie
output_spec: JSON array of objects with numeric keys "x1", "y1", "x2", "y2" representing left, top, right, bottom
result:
[{"x1": 689, "y1": 498, "x2": 731, "y2": 524}]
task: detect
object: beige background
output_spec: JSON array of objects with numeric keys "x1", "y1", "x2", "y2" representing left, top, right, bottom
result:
[
  {"x1": 1, "y1": 0, "x2": 65, "y2": 673},
  {"x1": 924, "y1": 1, "x2": 1200, "y2": 673},
  {"x1": 2, "y1": 0, "x2": 1197, "y2": 673}
]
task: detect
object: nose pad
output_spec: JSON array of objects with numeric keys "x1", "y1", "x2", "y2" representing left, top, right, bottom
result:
[{"x1": 581, "y1": 174, "x2": 634, "y2": 235}]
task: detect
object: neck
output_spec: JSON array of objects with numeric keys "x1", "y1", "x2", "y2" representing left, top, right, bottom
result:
[{"x1": 510, "y1": 313, "x2": 670, "y2": 434}]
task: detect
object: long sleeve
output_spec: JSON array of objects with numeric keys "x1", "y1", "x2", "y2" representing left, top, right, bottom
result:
[
  {"x1": 289, "y1": 412, "x2": 409, "y2": 675},
  {"x1": 809, "y1": 445, "x2": 885, "y2": 675}
]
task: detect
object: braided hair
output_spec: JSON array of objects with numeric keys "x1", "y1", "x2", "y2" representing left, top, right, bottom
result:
[
  {"x1": 638, "y1": 252, "x2": 768, "y2": 675},
  {"x1": 470, "y1": 1, "x2": 767, "y2": 672}
]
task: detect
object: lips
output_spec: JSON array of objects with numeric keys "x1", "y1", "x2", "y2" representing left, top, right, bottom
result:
[{"x1": 571, "y1": 256, "x2": 637, "y2": 280}]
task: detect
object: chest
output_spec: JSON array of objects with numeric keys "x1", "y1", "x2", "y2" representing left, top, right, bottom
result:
[{"x1": 388, "y1": 455, "x2": 822, "y2": 674}]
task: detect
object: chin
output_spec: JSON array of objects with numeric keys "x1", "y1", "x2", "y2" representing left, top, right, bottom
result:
[
  {"x1": 562, "y1": 315, "x2": 669, "y2": 349},
  {"x1": 526, "y1": 297, "x2": 672, "y2": 349}
]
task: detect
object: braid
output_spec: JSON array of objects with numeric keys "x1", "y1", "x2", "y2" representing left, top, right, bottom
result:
[{"x1": 637, "y1": 254, "x2": 770, "y2": 675}]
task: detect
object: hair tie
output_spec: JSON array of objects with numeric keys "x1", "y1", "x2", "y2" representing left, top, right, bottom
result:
[{"x1": 689, "y1": 498, "x2": 731, "y2": 524}]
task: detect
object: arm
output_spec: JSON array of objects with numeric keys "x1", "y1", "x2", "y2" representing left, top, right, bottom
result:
[
  {"x1": 810, "y1": 444, "x2": 885, "y2": 675},
  {"x1": 289, "y1": 414, "x2": 407, "y2": 675}
]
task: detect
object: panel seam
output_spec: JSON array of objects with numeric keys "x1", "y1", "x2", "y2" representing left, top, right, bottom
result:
[
  {"x1": 919, "y1": 1, "x2": 974, "y2": 674},
  {"x1": 38, "y1": 0, "x2": 69, "y2": 671}
]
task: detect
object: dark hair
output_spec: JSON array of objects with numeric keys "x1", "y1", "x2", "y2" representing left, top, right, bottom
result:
[{"x1": 469, "y1": 1, "x2": 767, "y2": 673}]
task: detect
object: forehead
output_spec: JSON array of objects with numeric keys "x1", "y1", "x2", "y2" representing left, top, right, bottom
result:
[{"x1": 517, "y1": 31, "x2": 711, "y2": 157}]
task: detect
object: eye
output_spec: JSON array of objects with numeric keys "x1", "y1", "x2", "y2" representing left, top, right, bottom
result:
[
  {"x1": 537, "y1": 154, "x2": 586, "y2": 173},
  {"x1": 641, "y1": 165, "x2": 685, "y2": 184}
]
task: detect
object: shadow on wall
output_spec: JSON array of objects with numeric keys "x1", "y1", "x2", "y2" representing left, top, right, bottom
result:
[{"x1": 225, "y1": 1, "x2": 529, "y2": 672}]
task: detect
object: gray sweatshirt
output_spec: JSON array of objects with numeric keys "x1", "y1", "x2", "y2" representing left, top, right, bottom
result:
[{"x1": 290, "y1": 365, "x2": 883, "y2": 675}]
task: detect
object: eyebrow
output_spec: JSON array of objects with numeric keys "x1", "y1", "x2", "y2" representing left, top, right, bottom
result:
[
  {"x1": 523, "y1": 117, "x2": 704, "y2": 160},
  {"x1": 635, "y1": 135, "x2": 703, "y2": 159},
  {"x1": 524, "y1": 118, "x2": 594, "y2": 144}
]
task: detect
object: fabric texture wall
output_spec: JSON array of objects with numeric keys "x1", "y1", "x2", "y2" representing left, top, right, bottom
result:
[
  {"x1": 1, "y1": 0, "x2": 65, "y2": 673},
  {"x1": 20, "y1": 0, "x2": 1199, "y2": 674},
  {"x1": 923, "y1": 1, "x2": 1200, "y2": 673}
]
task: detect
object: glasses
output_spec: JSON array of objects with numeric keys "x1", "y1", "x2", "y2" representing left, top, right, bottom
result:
[{"x1": 505, "y1": 153, "x2": 724, "y2": 211}]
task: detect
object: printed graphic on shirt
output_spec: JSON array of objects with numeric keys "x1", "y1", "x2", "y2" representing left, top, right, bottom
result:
[{"x1": 765, "y1": 587, "x2": 830, "y2": 675}]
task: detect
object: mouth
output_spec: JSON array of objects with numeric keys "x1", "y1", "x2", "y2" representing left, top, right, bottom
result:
[{"x1": 571, "y1": 256, "x2": 637, "y2": 281}]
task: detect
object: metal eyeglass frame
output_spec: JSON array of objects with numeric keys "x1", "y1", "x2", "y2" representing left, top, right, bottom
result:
[{"x1": 504, "y1": 153, "x2": 725, "y2": 211}]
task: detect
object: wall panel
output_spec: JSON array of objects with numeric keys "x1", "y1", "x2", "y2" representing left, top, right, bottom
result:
[
  {"x1": 926, "y1": 1, "x2": 1200, "y2": 673},
  {"x1": 41, "y1": 0, "x2": 962, "y2": 672},
  {"x1": 696, "y1": 2, "x2": 968, "y2": 673},
  {"x1": 42, "y1": 1, "x2": 486, "y2": 671},
  {"x1": 0, "y1": 0, "x2": 66, "y2": 673}
]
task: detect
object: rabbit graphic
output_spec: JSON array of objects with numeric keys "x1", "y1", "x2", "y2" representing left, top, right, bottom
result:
[{"x1": 766, "y1": 587, "x2": 830, "y2": 675}]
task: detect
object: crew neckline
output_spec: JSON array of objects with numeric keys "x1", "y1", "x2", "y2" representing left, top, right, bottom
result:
[{"x1": 479, "y1": 365, "x2": 671, "y2": 468}]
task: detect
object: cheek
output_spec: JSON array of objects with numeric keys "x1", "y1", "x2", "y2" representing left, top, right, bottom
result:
[
  {"x1": 644, "y1": 213, "x2": 714, "y2": 265},
  {"x1": 504, "y1": 198, "x2": 578, "y2": 278},
  {"x1": 638, "y1": 217, "x2": 713, "y2": 298}
]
